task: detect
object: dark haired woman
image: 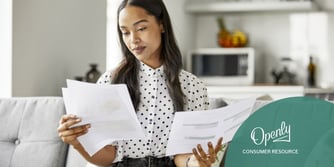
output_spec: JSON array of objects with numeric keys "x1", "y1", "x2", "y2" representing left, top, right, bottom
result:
[{"x1": 57, "y1": 0, "x2": 223, "y2": 166}]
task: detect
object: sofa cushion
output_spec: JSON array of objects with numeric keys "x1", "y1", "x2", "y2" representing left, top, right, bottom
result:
[{"x1": 0, "y1": 97, "x2": 68, "y2": 167}]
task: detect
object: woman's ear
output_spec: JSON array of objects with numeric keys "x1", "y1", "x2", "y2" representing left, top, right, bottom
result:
[{"x1": 160, "y1": 23, "x2": 165, "y2": 33}]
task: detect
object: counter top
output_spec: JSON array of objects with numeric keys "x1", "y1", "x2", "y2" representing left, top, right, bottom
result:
[
  {"x1": 304, "y1": 87, "x2": 334, "y2": 94},
  {"x1": 207, "y1": 85, "x2": 334, "y2": 101},
  {"x1": 206, "y1": 85, "x2": 304, "y2": 100}
]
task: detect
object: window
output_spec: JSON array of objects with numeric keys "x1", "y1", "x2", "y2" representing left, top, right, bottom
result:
[
  {"x1": 290, "y1": 12, "x2": 328, "y2": 86},
  {"x1": 106, "y1": 0, "x2": 123, "y2": 70}
]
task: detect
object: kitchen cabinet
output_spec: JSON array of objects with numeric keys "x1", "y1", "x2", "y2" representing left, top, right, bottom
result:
[{"x1": 185, "y1": 0, "x2": 318, "y2": 14}]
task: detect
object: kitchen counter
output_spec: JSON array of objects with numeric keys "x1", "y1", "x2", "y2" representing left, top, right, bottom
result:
[
  {"x1": 206, "y1": 85, "x2": 304, "y2": 100},
  {"x1": 304, "y1": 87, "x2": 334, "y2": 101},
  {"x1": 207, "y1": 85, "x2": 334, "y2": 101}
]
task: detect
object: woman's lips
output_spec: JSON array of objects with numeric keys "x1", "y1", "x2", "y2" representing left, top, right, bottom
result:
[{"x1": 133, "y1": 46, "x2": 145, "y2": 54}]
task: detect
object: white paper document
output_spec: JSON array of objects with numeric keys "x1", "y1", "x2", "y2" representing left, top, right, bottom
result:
[
  {"x1": 166, "y1": 97, "x2": 256, "y2": 155},
  {"x1": 62, "y1": 79, "x2": 145, "y2": 156}
]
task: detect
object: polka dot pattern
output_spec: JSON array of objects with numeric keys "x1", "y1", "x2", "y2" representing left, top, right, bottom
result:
[{"x1": 97, "y1": 62, "x2": 209, "y2": 162}]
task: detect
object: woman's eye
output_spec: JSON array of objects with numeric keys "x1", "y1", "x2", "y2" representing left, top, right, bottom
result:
[
  {"x1": 122, "y1": 32, "x2": 130, "y2": 35},
  {"x1": 137, "y1": 27, "x2": 147, "y2": 31}
]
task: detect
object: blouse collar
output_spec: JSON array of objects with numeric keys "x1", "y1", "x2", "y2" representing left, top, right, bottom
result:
[{"x1": 140, "y1": 61, "x2": 164, "y2": 77}]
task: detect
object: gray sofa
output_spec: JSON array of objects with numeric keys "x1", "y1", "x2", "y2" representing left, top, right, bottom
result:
[
  {"x1": 0, "y1": 96, "x2": 252, "y2": 167},
  {"x1": 0, "y1": 97, "x2": 87, "y2": 167}
]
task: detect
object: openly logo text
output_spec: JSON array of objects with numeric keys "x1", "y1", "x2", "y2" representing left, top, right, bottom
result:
[{"x1": 250, "y1": 121, "x2": 291, "y2": 146}]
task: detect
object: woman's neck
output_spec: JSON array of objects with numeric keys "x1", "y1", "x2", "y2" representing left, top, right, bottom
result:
[{"x1": 141, "y1": 59, "x2": 162, "y2": 69}]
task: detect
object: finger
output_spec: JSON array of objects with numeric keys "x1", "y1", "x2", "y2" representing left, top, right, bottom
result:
[
  {"x1": 59, "y1": 114, "x2": 77, "y2": 124},
  {"x1": 57, "y1": 118, "x2": 82, "y2": 132},
  {"x1": 214, "y1": 137, "x2": 223, "y2": 153},
  {"x1": 196, "y1": 144, "x2": 208, "y2": 159},
  {"x1": 59, "y1": 124, "x2": 90, "y2": 137},
  {"x1": 62, "y1": 127, "x2": 89, "y2": 141},
  {"x1": 207, "y1": 142, "x2": 216, "y2": 163},
  {"x1": 76, "y1": 128, "x2": 89, "y2": 137},
  {"x1": 192, "y1": 148, "x2": 202, "y2": 162}
]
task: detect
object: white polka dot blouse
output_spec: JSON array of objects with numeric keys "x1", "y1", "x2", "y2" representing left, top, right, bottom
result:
[{"x1": 97, "y1": 62, "x2": 209, "y2": 163}]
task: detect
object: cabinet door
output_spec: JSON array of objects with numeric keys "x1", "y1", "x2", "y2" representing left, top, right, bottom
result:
[{"x1": 316, "y1": 0, "x2": 334, "y2": 10}]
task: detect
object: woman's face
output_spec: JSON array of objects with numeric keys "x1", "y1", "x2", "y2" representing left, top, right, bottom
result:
[{"x1": 119, "y1": 5, "x2": 164, "y2": 68}]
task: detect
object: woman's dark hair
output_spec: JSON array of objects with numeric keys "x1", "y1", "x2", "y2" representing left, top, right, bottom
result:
[{"x1": 113, "y1": 0, "x2": 184, "y2": 112}]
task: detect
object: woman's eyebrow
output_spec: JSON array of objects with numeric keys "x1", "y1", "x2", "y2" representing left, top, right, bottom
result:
[
  {"x1": 133, "y1": 19, "x2": 148, "y2": 26},
  {"x1": 120, "y1": 19, "x2": 148, "y2": 29}
]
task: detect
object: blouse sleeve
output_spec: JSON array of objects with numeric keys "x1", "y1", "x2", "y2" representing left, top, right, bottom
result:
[
  {"x1": 180, "y1": 70, "x2": 210, "y2": 111},
  {"x1": 97, "y1": 70, "x2": 112, "y2": 85}
]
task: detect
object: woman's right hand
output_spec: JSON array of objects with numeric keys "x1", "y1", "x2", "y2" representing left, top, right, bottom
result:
[{"x1": 57, "y1": 114, "x2": 91, "y2": 147}]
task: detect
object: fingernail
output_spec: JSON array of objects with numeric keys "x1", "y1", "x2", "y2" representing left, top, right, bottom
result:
[
  {"x1": 76, "y1": 118, "x2": 81, "y2": 122},
  {"x1": 86, "y1": 124, "x2": 91, "y2": 128}
]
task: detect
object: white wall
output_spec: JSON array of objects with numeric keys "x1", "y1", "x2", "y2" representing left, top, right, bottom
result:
[
  {"x1": 12, "y1": 0, "x2": 107, "y2": 96},
  {"x1": 322, "y1": 12, "x2": 334, "y2": 88},
  {"x1": 316, "y1": 0, "x2": 334, "y2": 10},
  {"x1": 106, "y1": 0, "x2": 122, "y2": 70},
  {"x1": 0, "y1": 0, "x2": 12, "y2": 97},
  {"x1": 164, "y1": 0, "x2": 196, "y2": 64}
]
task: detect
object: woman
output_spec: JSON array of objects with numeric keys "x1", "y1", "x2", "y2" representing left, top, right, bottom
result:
[{"x1": 57, "y1": 0, "x2": 223, "y2": 166}]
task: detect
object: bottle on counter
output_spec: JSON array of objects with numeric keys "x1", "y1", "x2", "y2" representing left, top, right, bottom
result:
[{"x1": 307, "y1": 56, "x2": 316, "y2": 87}]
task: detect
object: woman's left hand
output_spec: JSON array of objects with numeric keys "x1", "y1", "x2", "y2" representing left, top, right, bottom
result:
[{"x1": 192, "y1": 137, "x2": 223, "y2": 167}]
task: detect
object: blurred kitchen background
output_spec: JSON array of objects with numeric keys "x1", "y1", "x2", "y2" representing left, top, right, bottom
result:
[{"x1": 1, "y1": 0, "x2": 334, "y2": 99}]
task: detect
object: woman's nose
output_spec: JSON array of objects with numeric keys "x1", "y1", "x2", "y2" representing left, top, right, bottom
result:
[{"x1": 130, "y1": 33, "x2": 140, "y2": 44}]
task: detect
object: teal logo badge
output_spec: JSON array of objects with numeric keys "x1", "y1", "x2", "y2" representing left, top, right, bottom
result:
[{"x1": 225, "y1": 96, "x2": 334, "y2": 167}]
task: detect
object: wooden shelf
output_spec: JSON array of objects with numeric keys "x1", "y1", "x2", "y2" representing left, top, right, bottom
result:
[{"x1": 185, "y1": 1, "x2": 318, "y2": 14}]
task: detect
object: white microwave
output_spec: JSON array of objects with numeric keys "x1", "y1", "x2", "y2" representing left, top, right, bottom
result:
[{"x1": 187, "y1": 47, "x2": 255, "y2": 86}]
